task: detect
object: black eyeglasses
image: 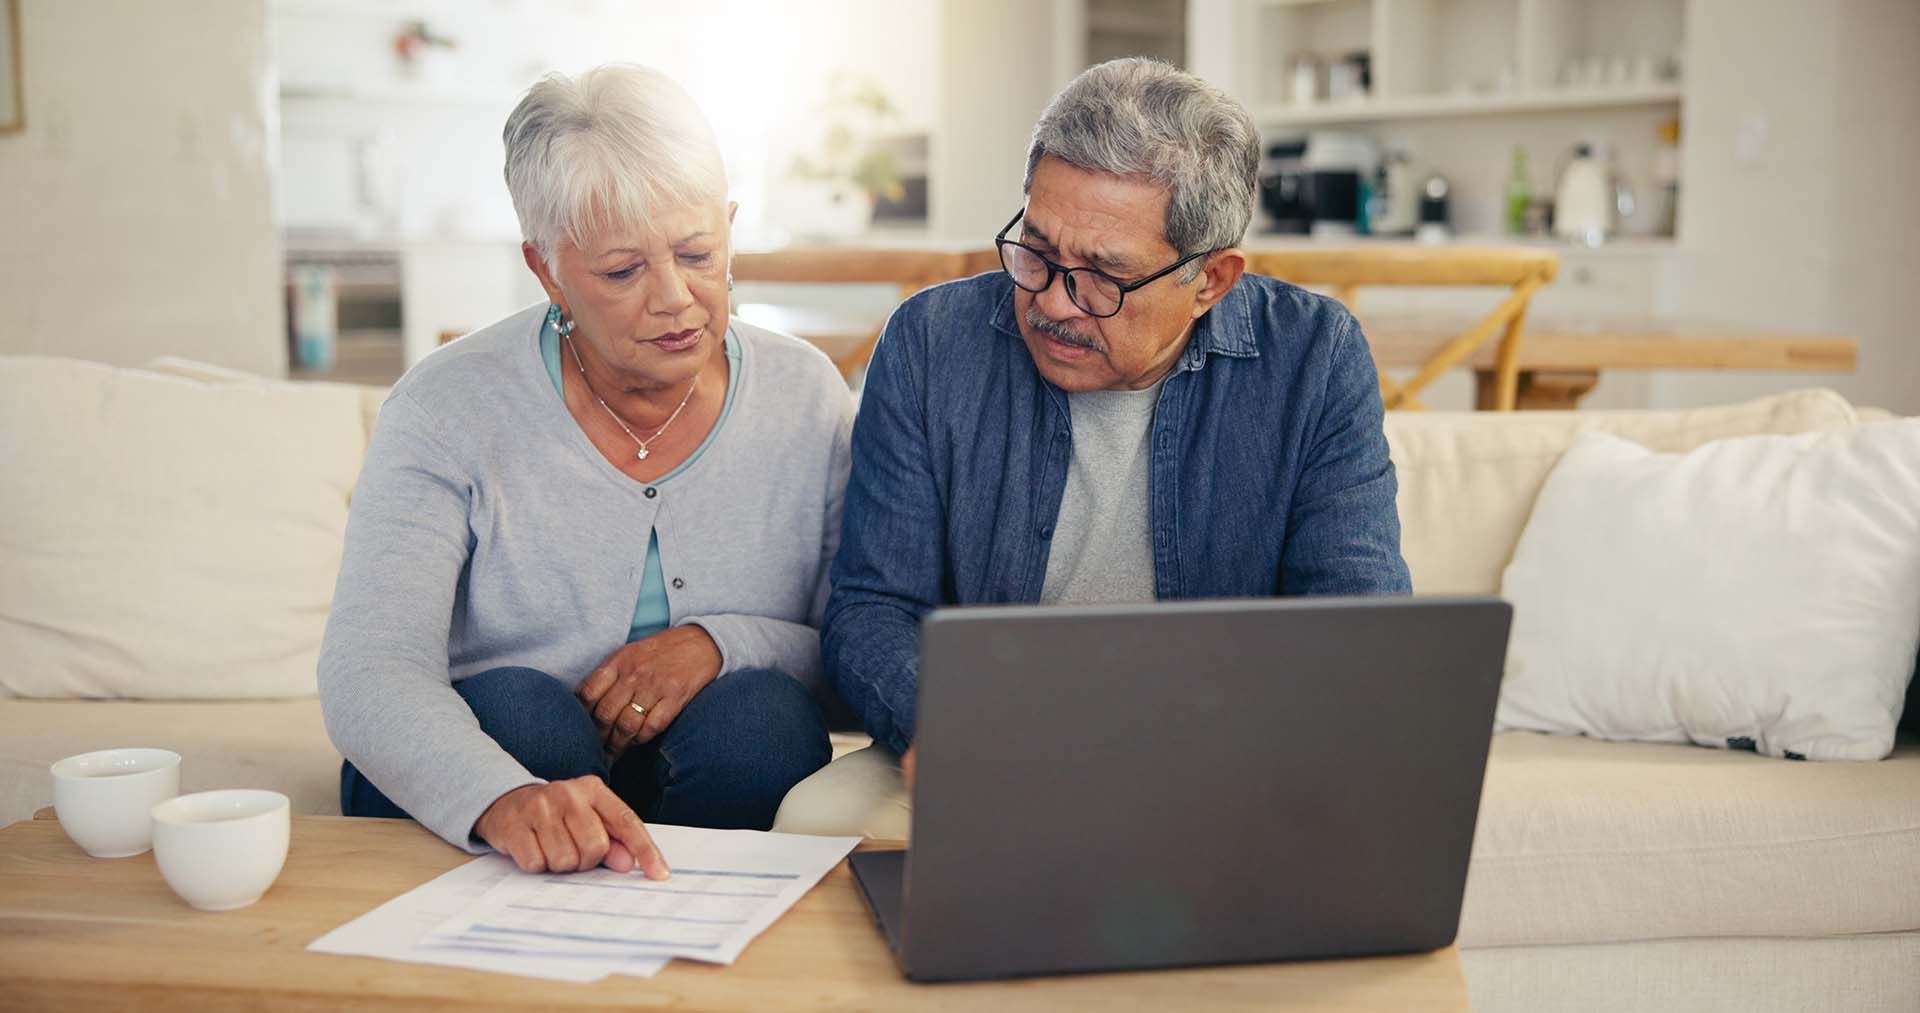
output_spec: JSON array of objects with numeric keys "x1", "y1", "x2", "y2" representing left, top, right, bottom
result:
[{"x1": 995, "y1": 209, "x2": 1214, "y2": 319}]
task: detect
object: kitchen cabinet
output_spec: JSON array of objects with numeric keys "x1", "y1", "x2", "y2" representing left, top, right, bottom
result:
[{"x1": 1198, "y1": 0, "x2": 1683, "y2": 125}]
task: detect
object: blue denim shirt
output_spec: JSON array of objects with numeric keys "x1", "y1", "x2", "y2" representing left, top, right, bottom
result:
[{"x1": 825, "y1": 271, "x2": 1411, "y2": 754}]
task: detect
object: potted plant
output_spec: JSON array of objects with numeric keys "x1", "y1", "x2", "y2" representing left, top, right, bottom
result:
[
  {"x1": 774, "y1": 76, "x2": 907, "y2": 240},
  {"x1": 392, "y1": 20, "x2": 457, "y2": 88}
]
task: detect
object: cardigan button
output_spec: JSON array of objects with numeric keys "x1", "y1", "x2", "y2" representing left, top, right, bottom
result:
[
  {"x1": 644, "y1": 487, "x2": 658, "y2": 499},
  {"x1": 670, "y1": 577, "x2": 685, "y2": 590}
]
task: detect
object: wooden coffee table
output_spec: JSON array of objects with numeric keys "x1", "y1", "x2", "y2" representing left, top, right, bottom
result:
[{"x1": 0, "y1": 812, "x2": 1469, "y2": 1010}]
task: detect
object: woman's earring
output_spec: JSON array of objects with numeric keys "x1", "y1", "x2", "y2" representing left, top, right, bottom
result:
[
  {"x1": 549, "y1": 304, "x2": 575, "y2": 338},
  {"x1": 725, "y1": 271, "x2": 735, "y2": 292}
]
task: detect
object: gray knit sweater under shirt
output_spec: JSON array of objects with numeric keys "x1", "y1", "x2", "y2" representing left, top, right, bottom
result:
[
  {"x1": 317, "y1": 303, "x2": 853, "y2": 851},
  {"x1": 1038, "y1": 379, "x2": 1165, "y2": 604}
]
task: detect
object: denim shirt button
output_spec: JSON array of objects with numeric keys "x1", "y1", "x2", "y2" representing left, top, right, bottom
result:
[
  {"x1": 1038, "y1": 526, "x2": 1053, "y2": 540},
  {"x1": 1157, "y1": 432, "x2": 1170, "y2": 450}
]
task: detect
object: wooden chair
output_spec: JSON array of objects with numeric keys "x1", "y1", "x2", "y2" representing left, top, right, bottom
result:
[
  {"x1": 1241, "y1": 247, "x2": 1559, "y2": 411},
  {"x1": 433, "y1": 249, "x2": 998, "y2": 380},
  {"x1": 729, "y1": 248, "x2": 1000, "y2": 379}
]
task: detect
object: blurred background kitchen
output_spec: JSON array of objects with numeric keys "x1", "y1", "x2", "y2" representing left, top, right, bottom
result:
[{"x1": 0, "y1": 0, "x2": 1914, "y2": 412}]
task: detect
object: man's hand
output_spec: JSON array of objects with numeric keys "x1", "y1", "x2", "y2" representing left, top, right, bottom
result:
[
  {"x1": 901, "y1": 745, "x2": 917, "y2": 793},
  {"x1": 576, "y1": 626, "x2": 724, "y2": 754},
  {"x1": 474, "y1": 778, "x2": 670, "y2": 879}
]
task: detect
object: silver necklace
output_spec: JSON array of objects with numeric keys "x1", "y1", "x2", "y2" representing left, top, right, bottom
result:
[{"x1": 563, "y1": 333, "x2": 700, "y2": 461}]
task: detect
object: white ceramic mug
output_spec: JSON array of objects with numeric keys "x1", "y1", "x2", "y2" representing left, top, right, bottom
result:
[
  {"x1": 49, "y1": 748, "x2": 182, "y2": 858},
  {"x1": 151, "y1": 789, "x2": 291, "y2": 911}
]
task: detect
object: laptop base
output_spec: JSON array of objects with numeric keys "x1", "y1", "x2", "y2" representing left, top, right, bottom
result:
[{"x1": 849, "y1": 849, "x2": 908, "y2": 958}]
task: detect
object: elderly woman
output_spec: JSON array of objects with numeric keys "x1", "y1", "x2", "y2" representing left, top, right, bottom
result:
[{"x1": 318, "y1": 65, "x2": 850, "y2": 878}]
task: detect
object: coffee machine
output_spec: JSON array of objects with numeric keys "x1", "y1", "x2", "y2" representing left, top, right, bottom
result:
[
  {"x1": 1258, "y1": 138, "x2": 1311, "y2": 234},
  {"x1": 1303, "y1": 131, "x2": 1376, "y2": 237},
  {"x1": 1259, "y1": 131, "x2": 1381, "y2": 236}
]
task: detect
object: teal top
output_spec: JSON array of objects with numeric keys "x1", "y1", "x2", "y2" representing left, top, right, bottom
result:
[{"x1": 540, "y1": 315, "x2": 742, "y2": 642}]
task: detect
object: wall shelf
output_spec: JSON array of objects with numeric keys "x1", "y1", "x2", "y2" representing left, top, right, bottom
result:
[
  {"x1": 280, "y1": 86, "x2": 515, "y2": 108},
  {"x1": 1227, "y1": 0, "x2": 1686, "y2": 124},
  {"x1": 1254, "y1": 83, "x2": 1681, "y2": 126},
  {"x1": 1242, "y1": 233, "x2": 1678, "y2": 256}
]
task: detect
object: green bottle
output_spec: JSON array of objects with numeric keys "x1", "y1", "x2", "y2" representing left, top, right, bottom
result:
[{"x1": 1505, "y1": 146, "x2": 1532, "y2": 237}]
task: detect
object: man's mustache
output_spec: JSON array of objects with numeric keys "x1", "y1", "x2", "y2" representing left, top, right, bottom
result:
[{"x1": 1023, "y1": 307, "x2": 1102, "y2": 351}]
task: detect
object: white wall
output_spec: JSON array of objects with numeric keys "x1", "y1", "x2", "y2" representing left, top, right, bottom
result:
[
  {"x1": 932, "y1": 0, "x2": 1082, "y2": 238},
  {"x1": 276, "y1": 0, "x2": 939, "y2": 248},
  {"x1": 1821, "y1": 0, "x2": 1920, "y2": 415},
  {"x1": 0, "y1": 0, "x2": 284, "y2": 375},
  {"x1": 1655, "y1": 0, "x2": 1920, "y2": 415}
]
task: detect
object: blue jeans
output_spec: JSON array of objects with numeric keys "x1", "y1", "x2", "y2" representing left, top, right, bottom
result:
[{"x1": 340, "y1": 666, "x2": 830, "y2": 831}]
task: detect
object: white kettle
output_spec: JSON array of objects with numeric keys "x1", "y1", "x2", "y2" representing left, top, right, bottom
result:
[{"x1": 1553, "y1": 143, "x2": 1612, "y2": 246}]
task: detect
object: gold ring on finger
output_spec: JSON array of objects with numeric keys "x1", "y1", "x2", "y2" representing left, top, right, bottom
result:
[{"x1": 630, "y1": 702, "x2": 647, "y2": 717}]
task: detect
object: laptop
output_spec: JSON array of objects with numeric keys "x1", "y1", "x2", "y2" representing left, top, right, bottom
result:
[{"x1": 849, "y1": 595, "x2": 1512, "y2": 982}]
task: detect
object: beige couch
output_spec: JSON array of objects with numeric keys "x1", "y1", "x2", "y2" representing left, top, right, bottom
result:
[{"x1": 2, "y1": 356, "x2": 1915, "y2": 1012}]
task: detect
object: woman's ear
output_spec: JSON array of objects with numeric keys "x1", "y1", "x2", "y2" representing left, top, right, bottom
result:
[
  {"x1": 724, "y1": 204, "x2": 740, "y2": 291},
  {"x1": 521, "y1": 242, "x2": 564, "y2": 306}
]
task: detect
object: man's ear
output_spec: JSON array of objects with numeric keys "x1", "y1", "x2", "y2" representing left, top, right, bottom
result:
[
  {"x1": 1191, "y1": 248, "x2": 1247, "y2": 318},
  {"x1": 522, "y1": 242, "x2": 564, "y2": 307}
]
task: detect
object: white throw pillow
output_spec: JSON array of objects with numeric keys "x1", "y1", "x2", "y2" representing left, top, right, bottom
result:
[
  {"x1": 1496, "y1": 421, "x2": 1920, "y2": 761},
  {"x1": 0, "y1": 357, "x2": 366, "y2": 699},
  {"x1": 1386, "y1": 389, "x2": 1858, "y2": 595}
]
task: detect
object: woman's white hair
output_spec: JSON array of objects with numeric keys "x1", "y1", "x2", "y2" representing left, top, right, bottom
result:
[{"x1": 503, "y1": 64, "x2": 728, "y2": 262}]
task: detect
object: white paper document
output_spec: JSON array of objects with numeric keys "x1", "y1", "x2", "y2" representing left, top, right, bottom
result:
[
  {"x1": 420, "y1": 825, "x2": 859, "y2": 966},
  {"x1": 307, "y1": 825, "x2": 857, "y2": 983},
  {"x1": 307, "y1": 854, "x2": 667, "y2": 982}
]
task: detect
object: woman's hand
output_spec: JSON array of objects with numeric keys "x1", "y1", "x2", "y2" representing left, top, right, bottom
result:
[
  {"x1": 474, "y1": 777, "x2": 670, "y2": 878},
  {"x1": 577, "y1": 625, "x2": 724, "y2": 754}
]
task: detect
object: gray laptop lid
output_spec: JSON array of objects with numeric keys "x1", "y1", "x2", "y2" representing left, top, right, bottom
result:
[{"x1": 897, "y1": 596, "x2": 1510, "y2": 981}]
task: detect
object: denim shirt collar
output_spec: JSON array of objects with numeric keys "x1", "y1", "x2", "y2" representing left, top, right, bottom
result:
[{"x1": 987, "y1": 275, "x2": 1263, "y2": 375}]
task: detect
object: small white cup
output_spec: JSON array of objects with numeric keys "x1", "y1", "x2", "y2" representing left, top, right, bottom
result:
[
  {"x1": 151, "y1": 789, "x2": 291, "y2": 911},
  {"x1": 50, "y1": 748, "x2": 182, "y2": 858}
]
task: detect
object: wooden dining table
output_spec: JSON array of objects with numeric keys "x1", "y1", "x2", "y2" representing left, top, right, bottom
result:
[
  {"x1": 733, "y1": 301, "x2": 1857, "y2": 410},
  {"x1": 1358, "y1": 313, "x2": 1858, "y2": 409}
]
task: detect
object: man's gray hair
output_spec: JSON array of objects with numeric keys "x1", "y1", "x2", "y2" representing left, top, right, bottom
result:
[
  {"x1": 1024, "y1": 58, "x2": 1259, "y2": 277},
  {"x1": 503, "y1": 64, "x2": 727, "y2": 263}
]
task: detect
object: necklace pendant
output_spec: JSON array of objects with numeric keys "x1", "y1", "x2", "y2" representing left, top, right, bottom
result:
[{"x1": 636, "y1": 447, "x2": 650, "y2": 461}]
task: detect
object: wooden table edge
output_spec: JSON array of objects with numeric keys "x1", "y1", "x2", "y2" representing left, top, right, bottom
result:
[{"x1": 3, "y1": 815, "x2": 1469, "y2": 1010}]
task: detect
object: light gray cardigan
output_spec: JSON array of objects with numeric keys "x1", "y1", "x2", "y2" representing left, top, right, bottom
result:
[{"x1": 318, "y1": 303, "x2": 853, "y2": 850}]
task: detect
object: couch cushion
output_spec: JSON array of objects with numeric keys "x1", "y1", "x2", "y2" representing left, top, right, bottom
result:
[
  {"x1": 1497, "y1": 423, "x2": 1920, "y2": 761},
  {"x1": 0, "y1": 356, "x2": 365, "y2": 699},
  {"x1": 1460, "y1": 730, "x2": 1920, "y2": 947},
  {"x1": 144, "y1": 355, "x2": 385, "y2": 449},
  {"x1": 1460, "y1": 933, "x2": 1920, "y2": 1013},
  {"x1": 1385, "y1": 389, "x2": 1858, "y2": 594},
  {"x1": 0, "y1": 697, "x2": 342, "y2": 828}
]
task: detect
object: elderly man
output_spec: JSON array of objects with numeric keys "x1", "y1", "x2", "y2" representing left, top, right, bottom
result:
[{"x1": 775, "y1": 58, "x2": 1410, "y2": 837}]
